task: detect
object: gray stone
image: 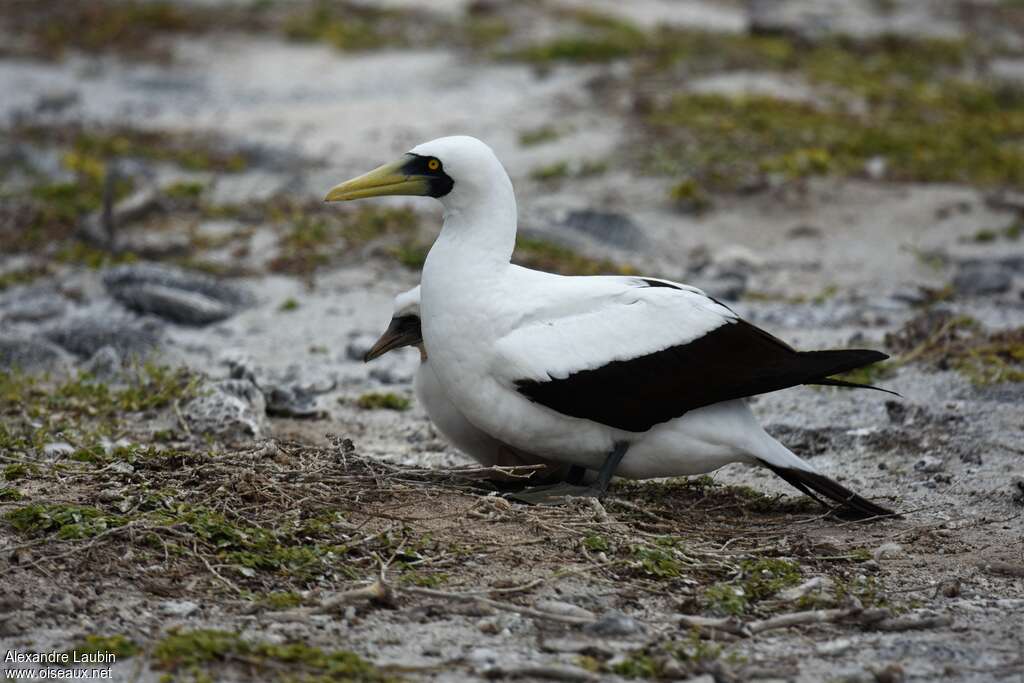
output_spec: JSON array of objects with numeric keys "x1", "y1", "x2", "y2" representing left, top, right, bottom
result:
[
  {"x1": 82, "y1": 346, "x2": 123, "y2": 379},
  {"x1": 159, "y1": 600, "x2": 200, "y2": 617},
  {"x1": 873, "y1": 543, "x2": 903, "y2": 561},
  {"x1": 183, "y1": 379, "x2": 267, "y2": 440},
  {"x1": 535, "y1": 600, "x2": 596, "y2": 621},
  {"x1": 953, "y1": 265, "x2": 1012, "y2": 296},
  {"x1": 346, "y1": 335, "x2": 377, "y2": 362},
  {"x1": 0, "y1": 336, "x2": 73, "y2": 373},
  {"x1": 583, "y1": 611, "x2": 642, "y2": 637},
  {"x1": 561, "y1": 210, "x2": 644, "y2": 249},
  {"x1": 263, "y1": 385, "x2": 328, "y2": 419},
  {"x1": 42, "y1": 442, "x2": 75, "y2": 458},
  {"x1": 103, "y1": 263, "x2": 249, "y2": 326},
  {"x1": 914, "y1": 456, "x2": 944, "y2": 473},
  {"x1": 45, "y1": 316, "x2": 162, "y2": 360},
  {"x1": 699, "y1": 273, "x2": 748, "y2": 301},
  {"x1": 225, "y1": 355, "x2": 329, "y2": 419},
  {"x1": 0, "y1": 289, "x2": 69, "y2": 323}
]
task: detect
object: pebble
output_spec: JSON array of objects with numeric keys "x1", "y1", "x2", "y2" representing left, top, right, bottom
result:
[
  {"x1": 0, "y1": 336, "x2": 73, "y2": 373},
  {"x1": 561, "y1": 209, "x2": 645, "y2": 249},
  {"x1": 346, "y1": 335, "x2": 377, "y2": 362},
  {"x1": 42, "y1": 441, "x2": 75, "y2": 457},
  {"x1": 0, "y1": 594, "x2": 23, "y2": 613},
  {"x1": 1, "y1": 291, "x2": 69, "y2": 323},
  {"x1": 535, "y1": 600, "x2": 596, "y2": 621},
  {"x1": 0, "y1": 617, "x2": 26, "y2": 638},
  {"x1": 681, "y1": 675, "x2": 715, "y2": 683},
  {"x1": 465, "y1": 647, "x2": 500, "y2": 665},
  {"x1": 816, "y1": 637, "x2": 854, "y2": 656},
  {"x1": 872, "y1": 663, "x2": 906, "y2": 683},
  {"x1": 82, "y1": 346, "x2": 124, "y2": 379},
  {"x1": 953, "y1": 264, "x2": 1012, "y2": 296},
  {"x1": 160, "y1": 600, "x2": 200, "y2": 617},
  {"x1": 873, "y1": 543, "x2": 904, "y2": 561},
  {"x1": 583, "y1": 611, "x2": 642, "y2": 637},
  {"x1": 914, "y1": 456, "x2": 944, "y2": 473},
  {"x1": 699, "y1": 273, "x2": 748, "y2": 301}
]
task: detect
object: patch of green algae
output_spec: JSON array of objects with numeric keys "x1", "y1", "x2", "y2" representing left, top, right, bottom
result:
[{"x1": 153, "y1": 628, "x2": 395, "y2": 682}]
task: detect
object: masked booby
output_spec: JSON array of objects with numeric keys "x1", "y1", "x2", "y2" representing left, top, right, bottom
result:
[
  {"x1": 327, "y1": 136, "x2": 894, "y2": 517},
  {"x1": 365, "y1": 286, "x2": 570, "y2": 483}
]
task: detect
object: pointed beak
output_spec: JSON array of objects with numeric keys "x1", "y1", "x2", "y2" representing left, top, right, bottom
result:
[
  {"x1": 364, "y1": 315, "x2": 423, "y2": 362},
  {"x1": 325, "y1": 155, "x2": 430, "y2": 202}
]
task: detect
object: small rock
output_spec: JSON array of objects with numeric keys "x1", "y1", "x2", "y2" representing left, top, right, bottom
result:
[
  {"x1": 0, "y1": 594, "x2": 23, "y2": 613},
  {"x1": 103, "y1": 263, "x2": 249, "y2": 326},
  {"x1": 864, "y1": 156, "x2": 888, "y2": 180},
  {"x1": 0, "y1": 336, "x2": 73, "y2": 373},
  {"x1": 108, "y1": 460, "x2": 135, "y2": 476},
  {"x1": 466, "y1": 647, "x2": 500, "y2": 665},
  {"x1": 914, "y1": 456, "x2": 944, "y2": 473},
  {"x1": 45, "y1": 315, "x2": 162, "y2": 360},
  {"x1": 183, "y1": 379, "x2": 267, "y2": 440},
  {"x1": 1012, "y1": 477, "x2": 1024, "y2": 505},
  {"x1": 346, "y1": 335, "x2": 377, "y2": 362},
  {"x1": 884, "y1": 400, "x2": 906, "y2": 424},
  {"x1": 535, "y1": 600, "x2": 596, "y2": 621},
  {"x1": 82, "y1": 346, "x2": 123, "y2": 379},
  {"x1": 561, "y1": 209, "x2": 645, "y2": 249},
  {"x1": 681, "y1": 675, "x2": 715, "y2": 683},
  {"x1": 0, "y1": 617, "x2": 26, "y2": 638},
  {"x1": 583, "y1": 611, "x2": 642, "y2": 637},
  {"x1": 787, "y1": 224, "x2": 823, "y2": 239},
  {"x1": 872, "y1": 663, "x2": 905, "y2": 683},
  {"x1": 953, "y1": 264, "x2": 1012, "y2": 296},
  {"x1": 1, "y1": 290, "x2": 69, "y2": 323},
  {"x1": 369, "y1": 367, "x2": 404, "y2": 385},
  {"x1": 159, "y1": 600, "x2": 200, "y2": 617},
  {"x1": 778, "y1": 576, "x2": 834, "y2": 602},
  {"x1": 873, "y1": 543, "x2": 903, "y2": 561},
  {"x1": 699, "y1": 273, "x2": 748, "y2": 301},
  {"x1": 816, "y1": 637, "x2": 853, "y2": 656},
  {"x1": 42, "y1": 442, "x2": 75, "y2": 458},
  {"x1": 48, "y1": 594, "x2": 75, "y2": 615}
]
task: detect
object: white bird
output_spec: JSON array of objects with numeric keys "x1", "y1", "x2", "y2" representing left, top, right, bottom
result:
[
  {"x1": 327, "y1": 136, "x2": 894, "y2": 516},
  {"x1": 364, "y1": 286, "x2": 572, "y2": 483}
]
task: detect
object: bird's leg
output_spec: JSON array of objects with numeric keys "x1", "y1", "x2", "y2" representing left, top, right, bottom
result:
[
  {"x1": 565, "y1": 465, "x2": 587, "y2": 486},
  {"x1": 508, "y1": 442, "x2": 630, "y2": 505}
]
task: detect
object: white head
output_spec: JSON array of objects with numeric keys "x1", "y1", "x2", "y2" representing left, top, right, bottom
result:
[
  {"x1": 324, "y1": 135, "x2": 513, "y2": 215},
  {"x1": 392, "y1": 285, "x2": 421, "y2": 318},
  {"x1": 364, "y1": 286, "x2": 423, "y2": 362}
]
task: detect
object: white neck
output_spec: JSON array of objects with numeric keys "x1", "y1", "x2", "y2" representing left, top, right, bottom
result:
[{"x1": 433, "y1": 168, "x2": 517, "y2": 264}]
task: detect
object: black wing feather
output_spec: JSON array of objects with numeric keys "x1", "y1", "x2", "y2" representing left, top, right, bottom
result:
[
  {"x1": 762, "y1": 463, "x2": 894, "y2": 518},
  {"x1": 514, "y1": 318, "x2": 888, "y2": 432}
]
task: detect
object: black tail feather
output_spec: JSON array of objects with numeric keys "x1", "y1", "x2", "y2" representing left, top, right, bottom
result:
[
  {"x1": 811, "y1": 377, "x2": 901, "y2": 397},
  {"x1": 796, "y1": 348, "x2": 889, "y2": 381},
  {"x1": 762, "y1": 463, "x2": 894, "y2": 519}
]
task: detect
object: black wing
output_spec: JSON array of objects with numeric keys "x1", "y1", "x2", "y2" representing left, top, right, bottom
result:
[{"x1": 514, "y1": 317, "x2": 888, "y2": 432}]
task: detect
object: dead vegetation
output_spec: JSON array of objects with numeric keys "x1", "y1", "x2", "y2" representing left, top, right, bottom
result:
[{"x1": 1, "y1": 410, "x2": 967, "y2": 681}]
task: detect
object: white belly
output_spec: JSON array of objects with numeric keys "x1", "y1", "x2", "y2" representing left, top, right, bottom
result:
[{"x1": 415, "y1": 360, "x2": 560, "y2": 470}]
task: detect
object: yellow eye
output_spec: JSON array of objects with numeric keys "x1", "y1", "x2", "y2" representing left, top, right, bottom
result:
[{"x1": 427, "y1": 158, "x2": 440, "y2": 171}]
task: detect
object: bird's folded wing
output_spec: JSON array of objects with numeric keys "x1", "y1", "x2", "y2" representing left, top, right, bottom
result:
[{"x1": 494, "y1": 279, "x2": 881, "y2": 432}]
